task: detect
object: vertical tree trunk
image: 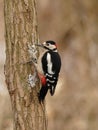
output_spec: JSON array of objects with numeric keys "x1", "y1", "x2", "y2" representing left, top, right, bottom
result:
[{"x1": 4, "y1": 0, "x2": 47, "y2": 130}]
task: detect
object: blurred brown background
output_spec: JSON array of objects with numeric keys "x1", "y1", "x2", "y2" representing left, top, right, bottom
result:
[{"x1": 0, "y1": 0, "x2": 98, "y2": 130}]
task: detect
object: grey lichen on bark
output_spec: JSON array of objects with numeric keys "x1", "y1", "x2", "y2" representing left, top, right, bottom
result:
[{"x1": 4, "y1": 0, "x2": 47, "y2": 130}]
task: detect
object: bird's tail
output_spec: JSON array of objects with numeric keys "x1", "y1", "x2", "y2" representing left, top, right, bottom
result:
[
  {"x1": 38, "y1": 85, "x2": 48, "y2": 103},
  {"x1": 38, "y1": 73, "x2": 48, "y2": 103}
]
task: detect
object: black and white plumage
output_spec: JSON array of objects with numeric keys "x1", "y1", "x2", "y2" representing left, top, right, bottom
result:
[{"x1": 38, "y1": 41, "x2": 61, "y2": 102}]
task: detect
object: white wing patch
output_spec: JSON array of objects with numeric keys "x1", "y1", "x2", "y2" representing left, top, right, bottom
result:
[{"x1": 47, "y1": 53, "x2": 54, "y2": 74}]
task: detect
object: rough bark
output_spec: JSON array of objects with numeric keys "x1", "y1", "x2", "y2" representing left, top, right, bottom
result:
[{"x1": 4, "y1": 0, "x2": 47, "y2": 130}]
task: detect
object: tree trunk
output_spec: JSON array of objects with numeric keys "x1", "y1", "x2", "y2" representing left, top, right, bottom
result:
[{"x1": 4, "y1": 0, "x2": 47, "y2": 130}]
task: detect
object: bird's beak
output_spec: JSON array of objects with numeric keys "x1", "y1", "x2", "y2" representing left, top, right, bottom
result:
[{"x1": 35, "y1": 43, "x2": 44, "y2": 48}]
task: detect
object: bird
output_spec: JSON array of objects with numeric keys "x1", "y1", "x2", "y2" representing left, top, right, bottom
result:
[{"x1": 36, "y1": 40, "x2": 61, "y2": 102}]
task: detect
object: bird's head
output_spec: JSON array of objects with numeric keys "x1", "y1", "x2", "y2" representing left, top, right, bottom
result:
[
  {"x1": 42, "y1": 40, "x2": 57, "y2": 51},
  {"x1": 36, "y1": 40, "x2": 57, "y2": 51}
]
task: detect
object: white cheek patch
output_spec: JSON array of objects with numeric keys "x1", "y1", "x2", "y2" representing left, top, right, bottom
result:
[
  {"x1": 49, "y1": 45, "x2": 55, "y2": 50},
  {"x1": 47, "y1": 53, "x2": 54, "y2": 74}
]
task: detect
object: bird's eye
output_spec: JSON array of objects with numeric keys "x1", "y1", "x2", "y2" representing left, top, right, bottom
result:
[{"x1": 46, "y1": 43, "x2": 49, "y2": 46}]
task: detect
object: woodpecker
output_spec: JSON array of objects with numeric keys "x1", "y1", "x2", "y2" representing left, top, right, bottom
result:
[{"x1": 37, "y1": 40, "x2": 61, "y2": 102}]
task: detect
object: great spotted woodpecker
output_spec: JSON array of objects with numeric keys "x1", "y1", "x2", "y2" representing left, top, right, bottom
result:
[{"x1": 37, "y1": 41, "x2": 61, "y2": 102}]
